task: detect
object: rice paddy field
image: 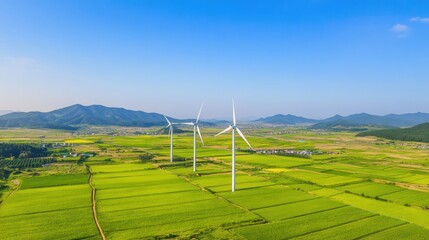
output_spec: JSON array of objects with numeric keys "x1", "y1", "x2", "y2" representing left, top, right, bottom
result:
[{"x1": 1, "y1": 127, "x2": 429, "y2": 239}]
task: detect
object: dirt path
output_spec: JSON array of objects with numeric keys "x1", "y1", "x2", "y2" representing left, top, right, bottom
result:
[{"x1": 87, "y1": 166, "x2": 106, "y2": 240}]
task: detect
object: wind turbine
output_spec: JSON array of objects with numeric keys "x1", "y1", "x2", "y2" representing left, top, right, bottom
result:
[
  {"x1": 215, "y1": 100, "x2": 253, "y2": 192},
  {"x1": 164, "y1": 115, "x2": 177, "y2": 162},
  {"x1": 182, "y1": 104, "x2": 204, "y2": 172}
]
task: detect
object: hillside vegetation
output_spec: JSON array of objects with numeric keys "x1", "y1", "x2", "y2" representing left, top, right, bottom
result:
[
  {"x1": 254, "y1": 114, "x2": 318, "y2": 125},
  {"x1": 257, "y1": 112, "x2": 429, "y2": 129},
  {"x1": 357, "y1": 123, "x2": 429, "y2": 142},
  {"x1": 0, "y1": 104, "x2": 170, "y2": 129}
]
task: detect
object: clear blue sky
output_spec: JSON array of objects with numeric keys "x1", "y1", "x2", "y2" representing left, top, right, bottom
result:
[{"x1": 1, "y1": 0, "x2": 428, "y2": 120}]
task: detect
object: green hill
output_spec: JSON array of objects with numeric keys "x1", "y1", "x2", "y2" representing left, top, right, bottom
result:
[
  {"x1": 357, "y1": 123, "x2": 429, "y2": 142},
  {"x1": 0, "y1": 104, "x2": 172, "y2": 130},
  {"x1": 254, "y1": 114, "x2": 318, "y2": 125}
]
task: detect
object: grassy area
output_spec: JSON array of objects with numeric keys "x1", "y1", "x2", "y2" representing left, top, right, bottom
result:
[{"x1": 1, "y1": 127, "x2": 429, "y2": 239}]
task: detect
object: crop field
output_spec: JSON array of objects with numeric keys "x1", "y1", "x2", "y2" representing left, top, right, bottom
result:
[
  {"x1": 20, "y1": 174, "x2": 89, "y2": 189},
  {"x1": 1, "y1": 127, "x2": 429, "y2": 239},
  {"x1": 337, "y1": 181, "x2": 404, "y2": 196},
  {"x1": 216, "y1": 154, "x2": 313, "y2": 168},
  {"x1": 92, "y1": 164, "x2": 260, "y2": 239},
  {"x1": 280, "y1": 169, "x2": 364, "y2": 187},
  {"x1": 381, "y1": 189, "x2": 429, "y2": 207},
  {"x1": 232, "y1": 206, "x2": 376, "y2": 239},
  {"x1": 0, "y1": 174, "x2": 98, "y2": 239},
  {"x1": 0, "y1": 157, "x2": 57, "y2": 168}
]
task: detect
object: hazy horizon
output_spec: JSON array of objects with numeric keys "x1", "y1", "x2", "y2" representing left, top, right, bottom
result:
[
  {"x1": 1, "y1": 1, "x2": 429, "y2": 119},
  {"x1": 3, "y1": 103, "x2": 429, "y2": 122}
]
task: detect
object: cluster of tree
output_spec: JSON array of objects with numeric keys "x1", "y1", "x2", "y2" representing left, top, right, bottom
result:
[
  {"x1": 277, "y1": 152, "x2": 311, "y2": 159},
  {"x1": 357, "y1": 123, "x2": 429, "y2": 143},
  {"x1": 173, "y1": 156, "x2": 187, "y2": 162},
  {"x1": 139, "y1": 152, "x2": 155, "y2": 162},
  {"x1": 77, "y1": 155, "x2": 89, "y2": 165},
  {"x1": 0, "y1": 143, "x2": 50, "y2": 159},
  {"x1": 0, "y1": 169, "x2": 11, "y2": 203},
  {"x1": 238, "y1": 149, "x2": 256, "y2": 153},
  {"x1": 0, "y1": 169, "x2": 12, "y2": 180}
]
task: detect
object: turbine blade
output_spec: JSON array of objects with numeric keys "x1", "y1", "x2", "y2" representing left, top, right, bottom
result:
[
  {"x1": 232, "y1": 98, "x2": 236, "y2": 125},
  {"x1": 196, "y1": 104, "x2": 203, "y2": 123},
  {"x1": 181, "y1": 122, "x2": 194, "y2": 126},
  {"x1": 196, "y1": 125, "x2": 204, "y2": 145},
  {"x1": 164, "y1": 115, "x2": 171, "y2": 125},
  {"x1": 168, "y1": 126, "x2": 172, "y2": 135},
  {"x1": 236, "y1": 127, "x2": 253, "y2": 150},
  {"x1": 215, "y1": 126, "x2": 233, "y2": 137}
]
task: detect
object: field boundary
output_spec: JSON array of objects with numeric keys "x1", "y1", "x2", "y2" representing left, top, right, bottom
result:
[
  {"x1": 355, "y1": 222, "x2": 408, "y2": 240},
  {"x1": 159, "y1": 166, "x2": 268, "y2": 223},
  {"x1": 87, "y1": 165, "x2": 106, "y2": 240},
  {"x1": 284, "y1": 214, "x2": 378, "y2": 240},
  {"x1": 0, "y1": 178, "x2": 21, "y2": 207},
  {"x1": 249, "y1": 197, "x2": 322, "y2": 211}
]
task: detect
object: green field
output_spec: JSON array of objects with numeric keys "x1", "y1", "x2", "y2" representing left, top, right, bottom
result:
[{"x1": 1, "y1": 127, "x2": 429, "y2": 239}]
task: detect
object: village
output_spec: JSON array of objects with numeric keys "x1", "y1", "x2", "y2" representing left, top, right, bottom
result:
[{"x1": 254, "y1": 148, "x2": 334, "y2": 157}]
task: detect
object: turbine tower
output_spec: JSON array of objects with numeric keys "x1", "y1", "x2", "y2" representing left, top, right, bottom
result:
[
  {"x1": 215, "y1": 99, "x2": 253, "y2": 192},
  {"x1": 164, "y1": 115, "x2": 177, "y2": 162},
  {"x1": 182, "y1": 104, "x2": 204, "y2": 172}
]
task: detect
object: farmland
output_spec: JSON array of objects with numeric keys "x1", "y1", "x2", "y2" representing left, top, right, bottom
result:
[{"x1": 1, "y1": 127, "x2": 429, "y2": 239}]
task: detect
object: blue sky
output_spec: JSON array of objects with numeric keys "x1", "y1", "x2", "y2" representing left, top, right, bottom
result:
[{"x1": 1, "y1": 0, "x2": 428, "y2": 120}]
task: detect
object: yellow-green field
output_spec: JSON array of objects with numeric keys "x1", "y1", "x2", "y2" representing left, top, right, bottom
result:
[{"x1": 1, "y1": 127, "x2": 429, "y2": 239}]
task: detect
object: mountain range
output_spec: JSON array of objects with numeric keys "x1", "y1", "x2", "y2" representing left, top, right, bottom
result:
[
  {"x1": 0, "y1": 104, "x2": 175, "y2": 130},
  {"x1": 1, "y1": 104, "x2": 429, "y2": 130},
  {"x1": 253, "y1": 114, "x2": 318, "y2": 125},
  {"x1": 0, "y1": 110, "x2": 12, "y2": 116},
  {"x1": 254, "y1": 112, "x2": 429, "y2": 129}
]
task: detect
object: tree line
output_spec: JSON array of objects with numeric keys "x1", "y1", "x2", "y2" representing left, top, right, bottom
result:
[
  {"x1": 0, "y1": 143, "x2": 50, "y2": 159},
  {"x1": 357, "y1": 123, "x2": 429, "y2": 143}
]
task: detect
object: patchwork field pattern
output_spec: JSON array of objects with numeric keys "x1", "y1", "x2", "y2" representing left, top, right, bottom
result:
[
  {"x1": 1, "y1": 128, "x2": 429, "y2": 239},
  {"x1": 92, "y1": 164, "x2": 260, "y2": 239}
]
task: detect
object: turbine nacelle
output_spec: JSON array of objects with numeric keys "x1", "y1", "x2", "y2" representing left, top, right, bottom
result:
[
  {"x1": 215, "y1": 125, "x2": 253, "y2": 150},
  {"x1": 180, "y1": 104, "x2": 204, "y2": 145}
]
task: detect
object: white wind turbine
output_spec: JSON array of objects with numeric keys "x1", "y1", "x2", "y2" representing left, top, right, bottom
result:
[
  {"x1": 215, "y1": 100, "x2": 253, "y2": 192},
  {"x1": 182, "y1": 104, "x2": 204, "y2": 172},
  {"x1": 164, "y1": 115, "x2": 178, "y2": 162}
]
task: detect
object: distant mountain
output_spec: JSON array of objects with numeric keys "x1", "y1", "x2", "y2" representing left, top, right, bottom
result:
[
  {"x1": 384, "y1": 112, "x2": 429, "y2": 126},
  {"x1": 0, "y1": 104, "x2": 175, "y2": 130},
  {"x1": 357, "y1": 123, "x2": 429, "y2": 143},
  {"x1": 0, "y1": 110, "x2": 12, "y2": 116},
  {"x1": 255, "y1": 112, "x2": 429, "y2": 129},
  {"x1": 254, "y1": 114, "x2": 319, "y2": 125},
  {"x1": 201, "y1": 119, "x2": 228, "y2": 123},
  {"x1": 200, "y1": 119, "x2": 230, "y2": 126},
  {"x1": 157, "y1": 125, "x2": 187, "y2": 134},
  {"x1": 3, "y1": 105, "x2": 429, "y2": 131},
  {"x1": 320, "y1": 114, "x2": 344, "y2": 122},
  {"x1": 311, "y1": 113, "x2": 429, "y2": 129},
  {"x1": 310, "y1": 119, "x2": 370, "y2": 131}
]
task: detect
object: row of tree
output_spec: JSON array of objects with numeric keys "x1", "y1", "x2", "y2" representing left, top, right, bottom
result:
[{"x1": 0, "y1": 158, "x2": 57, "y2": 169}]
